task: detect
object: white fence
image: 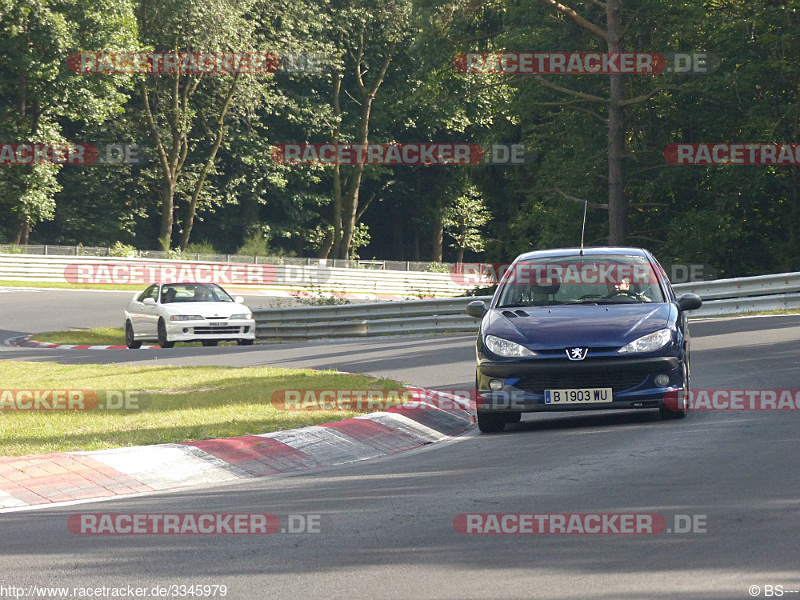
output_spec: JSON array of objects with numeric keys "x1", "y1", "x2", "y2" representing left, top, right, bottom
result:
[{"x1": 0, "y1": 253, "x2": 471, "y2": 298}]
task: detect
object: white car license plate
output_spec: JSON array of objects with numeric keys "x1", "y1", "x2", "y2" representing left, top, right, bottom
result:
[
  {"x1": 208, "y1": 321, "x2": 227, "y2": 327},
  {"x1": 544, "y1": 388, "x2": 613, "y2": 404}
]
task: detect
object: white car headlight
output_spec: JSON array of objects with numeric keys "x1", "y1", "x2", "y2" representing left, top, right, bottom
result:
[
  {"x1": 169, "y1": 315, "x2": 204, "y2": 321},
  {"x1": 485, "y1": 335, "x2": 537, "y2": 358},
  {"x1": 229, "y1": 313, "x2": 252, "y2": 320},
  {"x1": 618, "y1": 328, "x2": 672, "y2": 354}
]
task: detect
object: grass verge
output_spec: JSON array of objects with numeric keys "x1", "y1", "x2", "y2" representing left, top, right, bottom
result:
[
  {"x1": 0, "y1": 361, "x2": 406, "y2": 456},
  {"x1": 33, "y1": 327, "x2": 127, "y2": 345},
  {"x1": 31, "y1": 327, "x2": 219, "y2": 347},
  {"x1": 0, "y1": 280, "x2": 149, "y2": 291}
]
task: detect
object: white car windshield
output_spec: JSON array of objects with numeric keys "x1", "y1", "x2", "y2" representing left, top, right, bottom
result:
[{"x1": 160, "y1": 284, "x2": 233, "y2": 304}]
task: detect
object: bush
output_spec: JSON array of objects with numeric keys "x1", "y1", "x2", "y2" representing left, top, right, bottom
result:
[
  {"x1": 425, "y1": 262, "x2": 451, "y2": 273},
  {"x1": 237, "y1": 232, "x2": 270, "y2": 258},
  {"x1": 108, "y1": 241, "x2": 139, "y2": 258},
  {"x1": 185, "y1": 241, "x2": 218, "y2": 256}
]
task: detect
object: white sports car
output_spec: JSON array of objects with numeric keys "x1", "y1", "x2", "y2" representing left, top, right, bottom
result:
[{"x1": 124, "y1": 282, "x2": 256, "y2": 348}]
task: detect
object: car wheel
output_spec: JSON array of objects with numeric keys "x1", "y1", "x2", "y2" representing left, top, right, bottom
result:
[
  {"x1": 202, "y1": 340, "x2": 218, "y2": 347},
  {"x1": 477, "y1": 411, "x2": 506, "y2": 433},
  {"x1": 125, "y1": 321, "x2": 142, "y2": 349},
  {"x1": 237, "y1": 339, "x2": 254, "y2": 346},
  {"x1": 157, "y1": 319, "x2": 175, "y2": 348},
  {"x1": 661, "y1": 363, "x2": 689, "y2": 420},
  {"x1": 504, "y1": 412, "x2": 522, "y2": 424}
]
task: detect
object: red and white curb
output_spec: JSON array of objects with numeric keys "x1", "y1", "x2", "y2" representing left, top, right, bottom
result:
[
  {"x1": 0, "y1": 388, "x2": 474, "y2": 511},
  {"x1": 7, "y1": 335, "x2": 158, "y2": 350}
]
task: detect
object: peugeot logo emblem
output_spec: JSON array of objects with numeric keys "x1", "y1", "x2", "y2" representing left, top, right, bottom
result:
[{"x1": 566, "y1": 347, "x2": 588, "y2": 361}]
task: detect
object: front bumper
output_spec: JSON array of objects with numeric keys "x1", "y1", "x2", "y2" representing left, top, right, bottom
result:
[
  {"x1": 477, "y1": 356, "x2": 683, "y2": 412},
  {"x1": 165, "y1": 319, "x2": 256, "y2": 341}
]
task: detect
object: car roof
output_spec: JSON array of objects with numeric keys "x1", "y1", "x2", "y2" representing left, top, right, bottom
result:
[
  {"x1": 514, "y1": 246, "x2": 653, "y2": 261},
  {"x1": 159, "y1": 282, "x2": 217, "y2": 286}
]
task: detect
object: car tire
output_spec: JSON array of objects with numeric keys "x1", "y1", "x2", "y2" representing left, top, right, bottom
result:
[
  {"x1": 202, "y1": 340, "x2": 218, "y2": 347},
  {"x1": 477, "y1": 411, "x2": 506, "y2": 433},
  {"x1": 504, "y1": 411, "x2": 522, "y2": 424},
  {"x1": 125, "y1": 321, "x2": 142, "y2": 349},
  {"x1": 661, "y1": 362, "x2": 689, "y2": 420},
  {"x1": 157, "y1": 319, "x2": 175, "y2": 348},
  {"x1": 237, "y1": 339, "x2": 254, "y2": 346}
]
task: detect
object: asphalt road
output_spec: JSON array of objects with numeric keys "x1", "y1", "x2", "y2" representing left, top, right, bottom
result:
[{"x1": 1, "y1": 288, "x2": 800, "y2": 599}]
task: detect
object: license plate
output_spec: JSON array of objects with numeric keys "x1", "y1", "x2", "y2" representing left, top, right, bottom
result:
[
  {"x1": 208, "y1": 321, "x2": 227, "y2": 327},
  {"x1": 544, "y1": 388, "x2": 613, "y2": 404}
]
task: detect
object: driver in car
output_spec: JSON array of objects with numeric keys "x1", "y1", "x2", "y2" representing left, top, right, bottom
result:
[
  {"x1": 604, "y1": 276, "x2": 651, "y2": 302},
  {"x1": 609, "y1": 276, "x2": 631, "y2": 294}
]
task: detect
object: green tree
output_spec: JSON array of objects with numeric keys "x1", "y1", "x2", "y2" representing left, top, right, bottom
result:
[
  {"x1": 325, "y1": 0, "x2": 410, "y2": 260},
  {"x1": 0, "y1": 0, "x2": 137, "y2": 242},
  {"x1": 443, "y1": 185, "x2": 491, "y2": 263}
]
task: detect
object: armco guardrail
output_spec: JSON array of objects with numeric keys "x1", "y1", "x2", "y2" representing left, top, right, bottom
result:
[
  {"x1": 256, "y1": 297, "x2": 486, "y2": 338},
  {"x1": 0, "y1": 254, "x2": 470, "y2": 298},
  {"x1": 253, "y1": 272, "x2": 800, "y2": 338},
  {"x1": 0, "y1": 244, "x2": 449, "y2": 272}
]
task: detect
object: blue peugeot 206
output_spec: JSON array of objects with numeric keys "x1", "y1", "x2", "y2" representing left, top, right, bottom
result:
[{"x1": 466, "y1": 247, "x2": 703, "y2": 433}]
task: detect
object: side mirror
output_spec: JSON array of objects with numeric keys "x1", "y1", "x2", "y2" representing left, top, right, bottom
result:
[
  {"x1": 234, "y1": 296, "x2": 245, "y2": 304},
  {"x1": 466, "y1": 300, "x2": 488, "y2": 319},
  {"x1": 677, "y1": 293, "x2": 702, "y2": 311},
  {"x1": 143, "y1": 297, "x2": 156, "y2": 306}
]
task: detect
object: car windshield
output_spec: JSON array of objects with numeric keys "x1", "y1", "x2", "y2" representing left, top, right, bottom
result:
[
  {"x1": 495, "y1": 254, "x2": 665, "y2": 307},
  {"x1": 160, "y1": 283, "x2": 233, "y2": 304}
]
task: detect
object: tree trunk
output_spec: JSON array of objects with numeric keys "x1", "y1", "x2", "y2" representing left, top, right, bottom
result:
[
  {"x1": 180, "y1": 75, "x2": 239, "y2": 250},
  {"x1": 333, "y1": 34, "x2": 396, "y2": 260},
  {"x1": 141, "y1": 70, "x2": 192, "y2": 251},
  {"x1": 456, "y1": 221, "x2": 466, "y2": 263},
  {"x1": 431, "y1": 218, "x2": 443, "y2": 262},
  {"x1": 11, "y1": 217, "x2": 28, "y2": 245},
  {"x1": 540, "y1": 0, "x2": 636, "y2": 244},
  {"x1": 331, "y1": 69, "x2": 344, "y2": 258},
  {"x1": 318, "y1": 228, "x2": 334, "y2": 258},
  {"x1": 158, "y1": 181, "x2": 174, "y2": 250},
  {"x1": 606, "y1": 0, "x2": 627, "y2": 245},
  {"x1": 337, "y1": 94, "x2": 374, "y2": 259}
]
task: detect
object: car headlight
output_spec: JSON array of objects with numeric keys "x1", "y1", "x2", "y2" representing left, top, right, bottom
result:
[
  {"x1": 484, "y1": 335, "x2": 537, "y2": 358},
  {"x1": 169, "y1": 315, "x2": 204, "y2": 321},
  {"x1": 229, "y1": 313, "x2": 252, "y2": 320},
  {"x1": 618, "y1": 328, "x2": 672, "y2": 353}
]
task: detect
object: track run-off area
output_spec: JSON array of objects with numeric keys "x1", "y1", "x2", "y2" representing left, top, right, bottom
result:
[{"x1": 1, "y1": 287, "x2": 799, "y2": 599}]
